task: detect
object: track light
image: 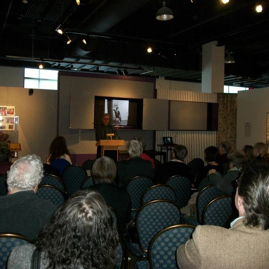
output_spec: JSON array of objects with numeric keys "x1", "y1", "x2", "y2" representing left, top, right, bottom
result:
[
  {"x1": 82, "y1": 38, "x2": 87, "y2": 44},
  {"x1": 76, "y1": 0, "x2": 92, "y2": 5},
  {"x1": 39, "y1": 63, "x2": 44, "y2": 69},
  {"x1": 255, "y1": 4, "x2": 263, "y2": 13},
  {"x1": 57, "y1": 29, "x2": 63, "y2": 35},
  {"x1": 221, "y1": 0, "x2": 229, "y2": 4},
  {"x1": 225, "y1": 52, "x2": 235, "y2": 64},
  {"x1": 156, "y1": 1, "x2": 174, "y2": 21},
  {"x1": 67, "y1": 37, "x2": 72, "y2": 44},
  {"x1": 147, "y1": 47, "x2": 153, "y2": 53}
]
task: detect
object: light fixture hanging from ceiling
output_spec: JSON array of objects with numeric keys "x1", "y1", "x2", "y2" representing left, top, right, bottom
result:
[
  {"x1": 156, "y1": 1, "x2": 174, "y2": 21},
  {"x1": 225, "y1": 52, "x2": 235, "y2": 64}
]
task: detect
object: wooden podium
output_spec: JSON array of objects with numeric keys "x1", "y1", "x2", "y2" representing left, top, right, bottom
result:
[{"x1": 96, "y1": 140, "x2": 125, "y2": 161}]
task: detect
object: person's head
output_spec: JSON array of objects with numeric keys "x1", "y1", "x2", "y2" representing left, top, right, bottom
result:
[
  {"x1": 48, "y1": 136, "x2": 70, "y2": 163},
  {"x1": 133, "y1": 137, "x2": 146, "y2": 151},
  {"x1": 242, "y1": 144, "x2": 254, "y2": 158},
  {"x1": 227, "y1": 151, "x2": 245, "y2": 170},
  {"x1": 7, "y1": 154, "x2": 43, "y2": 193},
  {"x1": 0, "y1": 147, "x2": 11, "y2": 162},
  {"x1": 218, "y1": 141, "x2": 231, "y2": 155},
  {"x1": 236, "y1": 160, "x2": 269, "y2": 230},
  {"x1": 253, "y1": 142, "x2": 268, "y2": 157},
  {"x1": 92, "y1": 156, "x2": 116, "y2": 184},
  {"x1": 204, "y1": 146, "x2": 219, "y2": 163},
  {"x1": 35, "y1": 191, "x2": 118, "y2": 269},
  {"x1": 102, "y1": 113, "x2": 110, "y2": 126},
  {"x1": 128, "y1": 139, "x2": 143, "y2": 158},
  {"x1": 173, "y1": 144, "x2": 188, "y2": 161}
]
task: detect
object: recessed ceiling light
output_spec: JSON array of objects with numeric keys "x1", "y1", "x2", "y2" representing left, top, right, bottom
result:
[{"x1": 255, "y1": 4, "x2": 263, "y2": 13}]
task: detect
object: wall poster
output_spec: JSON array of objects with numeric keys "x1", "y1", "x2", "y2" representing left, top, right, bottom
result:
[{"x1": 0, "y1": 106, "x2": 16, "y2": 130}]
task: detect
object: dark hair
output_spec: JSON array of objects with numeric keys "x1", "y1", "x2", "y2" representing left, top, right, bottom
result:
[
  {"x1": 204, "y1": 146, "x2": 219, "y2": 162},
  {"x1": 48, "y1": 136, "x2": 71, "y2": 163},
  {"x1": 173, "y1": 144, "x2": 188, "y2": 161},
  {"x1": 35, "y1": 191, "x2": 118, "y2": 269},
  {"x1": 242, "y1": 145, "x2": 254, "y2": 161},
  {"x1": 238, "y1": 160, "x2": 269, "y2": 230},
  {"x1": 92, "y1": 156, "x2": 116, "y2": 184},
  {"x1": 227, "y1": 151, "x2": 245, "y2": 170}
]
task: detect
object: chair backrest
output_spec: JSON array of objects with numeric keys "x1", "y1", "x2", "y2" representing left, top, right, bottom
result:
[
  {"x1": 0, "y1": 233, "x2": 30, "y2": 269},
  {"x1": 50, "y1": 159, "x2": 71, "y2": 176},
  {"x1": 40, "y1": 174, "x2": 65, "y2": 192},
  {"x1": 62, "y1": 165, "x2": 87, "y2": 195},
  {"x1": 36, "y1": 185, "x2": 65, "y2": 207},
  {"x1": 43, "y1": 163, "x2": 61, "y2": 178},
  {"x1": 201, "y1": 195, "x2": 233, "y2": 226},
  {"x1": 126, "y1": 176, "x2": 154, "y2": 219},
  {"x1": 136, "y1": 200, "x2": 181, "y2": 253},
  {"x1": 81, "y1": 159, "x2": 96, "y2": 171},
  {"x1": 166, "y1": 175, "x2": 191, "y2": 208},
  {"x1": 141, "y1": 184, "x2": 176, "y2": 206},
  {"x1": 0, "y1": 175, "x2": 7, "y2": 196},
  {"x1": 196, "y1": 184, "x2": 225, "y2": 223},
  {"x1": 81, "y1": 176, "x2": 94, "y2": 189},
  {"x1": 148, "y1": 224, "x2": 195, "y2": 269}
]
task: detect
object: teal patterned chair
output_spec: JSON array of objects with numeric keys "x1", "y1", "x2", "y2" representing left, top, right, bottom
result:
[
  {"x1": 196, "y1": 185, "x2": 225, "y2": 224},
  {"x1": 140, "y1": 184, "x2": 176, "y2": 206},
  {"x1": 81, "y1": 176, "x2": 94, "y2": 189},
  {"x1": 126, "y1": 176, "x2": 154, "y2": 219},
  {"x1": 148, "y1": 224, "x2": 195, "y2": 269},
  {"x1": 125, "y1": 200, "x2": 181, "y2": 269},
  {"x1": 81, "y1": 159, "x2": 96, "y2": 171},
  {"x1": 201, "y1": 195, "x2": 233, "y2": 226},
  {"x1": 0, "y1": 233, "x2": 30, "y2": 269},
  {"x1": 166, "y1": 175, "x2": 191, "y2": 208},
  {"x1": 62, "y1": 165, "x2": 87, "y2": 195},
  {"x1": 0, "y1": 175, "x2": 7, "y2": 196},
  {"x1": 40, "y1": 174, "x2": 65, "y2": 192},
  {"x1": 36, "y1": 185, "x2": 65, "y2": 207}
]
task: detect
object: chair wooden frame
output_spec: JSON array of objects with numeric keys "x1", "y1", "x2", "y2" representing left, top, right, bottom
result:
[
  {"x1": 140, "y1": 184, "x2": 176, "y2": 206},
  {"x1": 201, "y1": 195, "x2": 233, "y2": 225},
  {"x1": 148, "y1": 224, "x2": 195, "y2": 269}
]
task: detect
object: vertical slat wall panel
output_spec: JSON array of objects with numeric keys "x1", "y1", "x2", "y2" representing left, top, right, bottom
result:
[{"x1": 156, "y1": 89, "x2": 217, "y2": 162}]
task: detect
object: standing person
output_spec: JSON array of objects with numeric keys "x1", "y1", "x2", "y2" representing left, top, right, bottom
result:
[
  {"x1": 8, "y1": 191, "x2": 119, "y2": 269},
  {"x1": 87, "y1": 156, "x2": 131, "y2": 237},
  {"x1": 46, "y1": 136, "x2": 72, "y2": 165},
  {"x1": 156, "y1": 144, "x2": 192, "y2": 184},
  {"x1": 96, "y1": 113, "x2": 119, "y2": 158},
  {"x1": 0, "y1": 154, "x2": 57, "y2": 241},
  {"x1": 177, "y1": 160, "x2": 269, "y2": 269},
  {"x1": 253, "y1": 142, "x2": 269, "y2": 164},
  {"x1": 116, "y1": 139, "x2": 154, "y2": 187}
]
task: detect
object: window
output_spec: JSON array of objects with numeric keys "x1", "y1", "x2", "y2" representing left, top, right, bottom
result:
[
  {"x1": 24, "y1": 68, "x2": 58, "y2": 90},
  {"x1": 224, "y1": 85, "x2": 248, "y2": 94}
]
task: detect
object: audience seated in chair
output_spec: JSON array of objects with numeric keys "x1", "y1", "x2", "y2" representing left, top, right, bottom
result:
[
  {"x1": 253, "y1": 142, "x2": 269, "y2": 164},
  {"x1": 116, "y1": 140, "x2": 154, "y2": 187},
  {"x1": 46, "y1": 136, "x2": 72, "y2": 165},
  {"x1": 208, "y1": 151, "x2": 245, "y2": 195},
  {"x1": 87, "y1": 156, "x2": 131, "y2": 237},
  {"x1": 0, "y1": 154, "x2": 57, "y2": 241},
  {"x1": 156, "y1": 144, "x2": 192, "y2": 184},
  {"x1": 218, "y1": 141, "x2": 231, "y2": 175},
  {"x1": 0, "y1": 147, "x2": 12, "y2": 176},
  {"x1": 241, "y1": 145, "x2": 255, "y2": 162},
  {"x1": 177, "y1": 160, "x2": 269, "y2": 269},
  {"x1": 8, "y1": 191, "x2": 119, "y2": 269},
  {"x1": 195, "y1": 146, "x2": 223, "y2": 189},
  {"x1": 125, "y1": 137, "x2": 155, "y2": 169}
]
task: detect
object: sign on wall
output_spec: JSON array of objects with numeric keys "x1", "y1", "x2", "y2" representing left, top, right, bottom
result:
[{"x1": 0, "y1": 106, "x2": 16, "y2": 130}]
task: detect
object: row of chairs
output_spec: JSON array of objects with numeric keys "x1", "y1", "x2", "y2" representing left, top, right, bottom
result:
[{"x1": 0, "y1": 232, "x2": 123, "y2": 269}]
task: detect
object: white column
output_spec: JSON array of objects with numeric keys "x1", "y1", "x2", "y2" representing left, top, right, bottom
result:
[{"x1": 201, "y1": 41, "x2": 225, "y2": 93}]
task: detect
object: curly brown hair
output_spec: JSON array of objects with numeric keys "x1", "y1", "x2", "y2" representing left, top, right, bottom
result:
[{"x1": 35, "y1": 191, "x2": 119, "y2": 268}]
